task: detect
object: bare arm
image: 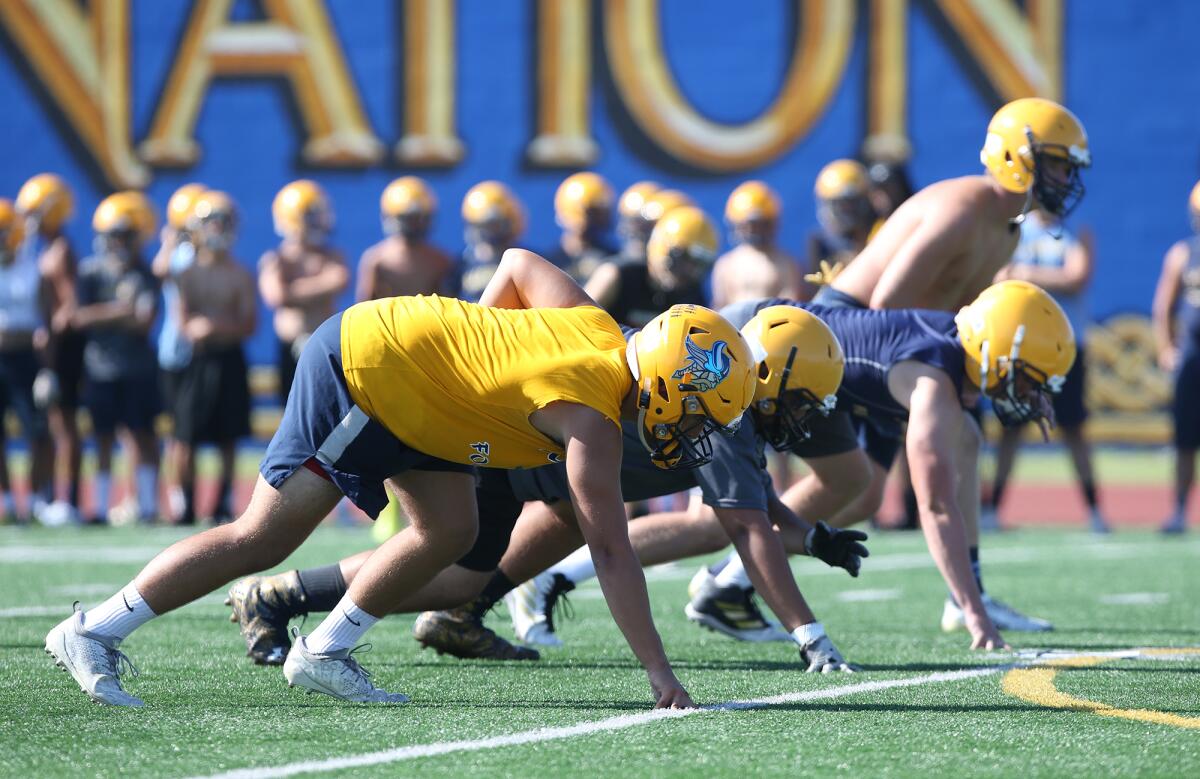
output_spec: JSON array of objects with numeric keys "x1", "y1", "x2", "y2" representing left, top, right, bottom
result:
[
  {"x1": 870, "y1": 206, "x2": 972, "y2": 309},
  {"x1": 258, "y1": 251, "x2": 287, "y2": 308},
  {"x1": 582, "y1": 261, "x2": 621, "y2": 310},
  {"x1": 899, "y1": 366, "x2": 1006, "y2": 650},
  {"x1": 712, "y1": 506, "x2": 815, "y2": 631},
  {"x1": 554, "y1": 404, "x2": 692, "y2": 708},
  {"x1": 478, "y1": 248, "x2": 596, "y2": 310},
  {"x1": 1152, "y1": 241, "x2": 1187, "y2": 371},
  {"x1": 151, "y1": 228, "x2": 180, "y2": 279},
  {"x1": 289, "y1": 254, "x2": 350, "y2": 302},
  {"x1": 355, "y1": 249, "x2": 379, "y2": 303}
]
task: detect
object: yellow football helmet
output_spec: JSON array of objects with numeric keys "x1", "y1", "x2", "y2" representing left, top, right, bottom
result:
[
  {"x1": 16, "y1": 173, "x2": 74, "y2": 233},
  {"x1": 0, "y1": 198, "x2": 25, "y2": 257},
  {"x1": 619, "y1": 181, "x2": 660, "y2": 220},
  {"x1": 1190, "y1": 181, "x2": 1200, "y2": 232},
  {"x1": 381, "y1": 176, "x2": 436, "y2": 218},
  {"x1": 462, "y1": 180, "x2": 526, "y2": 243},
  {"x1": 741, "y1": 305, "x2": 844, "y2": 450},
  {"x1": 273, "y1": 179, "x2": 333, "y2": 239},
  {"x1": 166, "y1": 183, "x2": 206, "y2": 230},
  {"x1": 93, "y1": 191, "x2": 158, "y2": 249},
  {"x1": 555, "y1": 172, "x2": 614, "y2": 232},
  {"x1": 639, "y1": 189, "x2": 693, "y2": 225},
  {"x1": 646, "y1": 206, "x2": 718, "y2": 289},
  {"x1": 627, "y1": 304, "x2": 756, "y2": 469},
  {"x1": 815, "y1": 159, "x2": 873, "y2": 236},
  {"x1": 980, "y1": 98, "x2": 1090, "y2": 217},
  {"x1": 725, "y1": 180, "x2": 781, "y2": 224},
  {"x1": 956, "y1": 280, "x2": 1076, "y2": 427},
  {"x1": 815, "y1": 160, "x2": 868, "y2": 200}
]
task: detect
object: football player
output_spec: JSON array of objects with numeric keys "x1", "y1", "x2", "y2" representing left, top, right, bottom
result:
[
  {"x1": 258, "y1": 180, "x2": 349, "y2": 404},
  {"x1": 15, "y1": 173, "x2": 82, "y2": 524},
  {"x1": 226, "y1": 304, "x2": 868, "y2": 672},
  {"x1": 1152, "y1": 180, "x2": 1200, "y2": 534},
  {"x1": 711, "y1": 180, "x2": 805, "y2": 308},
  {"x1": 612, "y1": 181, "x2": 661, "y2": 262},
  {"x1": 46, "y1": 248, "x2": 754, "y2": 709},
  {"x1": 545, "y1": 172, "x2": 618, "y2": 282},
  {"x1": 586, "y1": 204, "x2": 714, "y2": 328},
  {"x1": 805, "y1": 160, "x2": 875, "y2": 288},
  {"x1": 459, "y1": 181, "x2": 526, "y2": 301},
  {"x1": 356, "y1": 176, "x2": 455, "y2": 300}
]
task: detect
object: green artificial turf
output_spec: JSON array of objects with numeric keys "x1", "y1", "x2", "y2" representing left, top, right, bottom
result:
[{"x1": 1, "y1": 526, "x2": 1197, "y2": 778}]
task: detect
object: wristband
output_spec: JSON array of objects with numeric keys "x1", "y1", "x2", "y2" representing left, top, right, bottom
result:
[{"x1": 791, "y1": 621, "x2": 825, "y2": 645}]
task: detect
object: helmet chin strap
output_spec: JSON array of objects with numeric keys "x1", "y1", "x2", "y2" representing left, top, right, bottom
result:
[{"x1": 1008, "y1": 188, "x2": 1035, "y2": 230}]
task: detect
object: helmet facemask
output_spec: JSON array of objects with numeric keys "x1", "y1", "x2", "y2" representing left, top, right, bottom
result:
[
  {"x1": 637, "y1": 390, "x2": 728, "y2": 470},
  {"x1": 1030, "y1": 131, "x2": 1088, "y2": 218},
  {"x1": 749, "y1": 346, "x2": 835, "y2": 451},
  {"x1": 983, "y1": 325, "x2": 1063, "y2": 435}
]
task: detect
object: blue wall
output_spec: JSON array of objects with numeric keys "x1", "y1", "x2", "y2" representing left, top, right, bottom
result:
[{"x1": 2, "y1": 0, "x2": 1199, "y2": 366}]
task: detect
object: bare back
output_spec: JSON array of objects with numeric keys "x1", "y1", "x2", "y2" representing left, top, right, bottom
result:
[
  {"x1": 832, "y1": 175, "x2": 1023, "y2": 311},
  {"x1": 356, "y1": 237, "x2": 454, "y2": 301},
  {"x1": 258, "y1": 245, "x2": 347, "y2": 341},
  {"x1": 711, "y1": 244, "x2": 803, "y2": 309}
]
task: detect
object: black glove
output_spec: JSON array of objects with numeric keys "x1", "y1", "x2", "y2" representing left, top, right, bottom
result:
[{"x1": 804, "y1": 521, "x2": 869, "y2": 577}]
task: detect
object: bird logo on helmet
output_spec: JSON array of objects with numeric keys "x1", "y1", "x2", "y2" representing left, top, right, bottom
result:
[
  {"x1": 626, "y1": 304, "x2": 756, "y2": 470},
  {"x1": 741, "y1": 306, "x2": 845, "y2": 450},
  {"x1": 273, "y1": 179, "x2": 333, "y2": 242},
  {"x1": 16, "y1": 173, "x2": 74, "y2": 234},
  {"x1": 980, "y1": 97, "x2": 1091, "y2": 218},
  {"x1": 956, "y1": 280, "x2": 1076, "y2": 430},
  {"x1": 646, "y1": 205, "x2": 718, "y2": 289}
]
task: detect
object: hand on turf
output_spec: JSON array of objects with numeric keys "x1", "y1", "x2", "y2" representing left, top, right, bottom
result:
[
  {"x1": 967, "y1": 614, "x2": 1010, "y2": 651},
  {"x1": 648, "y1": 669, "x2": 695, "y2": 709},
  {"x1": 804, "y1": 521, "x2": 869, "y2": 577},
  {"x1": 799, "y1": 635, "x2": 857, "y2": 673}
]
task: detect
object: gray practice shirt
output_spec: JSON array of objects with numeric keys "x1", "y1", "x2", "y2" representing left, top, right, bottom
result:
[{"x1": 76, "y1": 256, "x2": 158, "y2": 382}]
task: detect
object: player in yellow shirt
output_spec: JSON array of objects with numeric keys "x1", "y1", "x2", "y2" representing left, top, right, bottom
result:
[{"x1": 45, "y1": 248, "x2": 756, "y2": 710}]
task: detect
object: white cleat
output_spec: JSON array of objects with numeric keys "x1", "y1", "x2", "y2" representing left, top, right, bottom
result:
[
  {"x1": 283, "y1": 634, "x2": 409, "y2": 704},
  {"x1": 505, "y1": 572, "x2": 573, "y2": 648},
  {"x1": 941, "y1": 594, "x2": 1054, "y2": 633},
  {"x1": 44, "y1": 610, "x2": 143, "y2": 707}
]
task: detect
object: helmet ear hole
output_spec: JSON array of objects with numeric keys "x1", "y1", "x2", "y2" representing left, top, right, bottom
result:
[
  {"x1": 656, "y1": 377, "x2": 670, "y2": 402},
  {"x1": 758, "y1": 362, "x2": 771, "y2": 380},
  {"x1": 688, "y1": 325, "x2": 710, "y2": 336}
]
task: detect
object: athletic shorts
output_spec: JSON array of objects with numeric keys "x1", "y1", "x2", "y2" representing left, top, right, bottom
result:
[
  {"x1": 259, "y1": 312, "x2": 474, "y2": 519},
  {"x1": 785, "y1": 406, "x2": 902, "y2": 469},
  {"x1": 84, "y1": 373, "x2": 160, "y2": 435},
  {"x1": 1051, "y1": 346, "x2": 1088, "y2": 429},
  {"x1": 173, "y1": 346, "x2": 251, "y2": 445},
  {"x1": 812, "y1": 286, "x2": 867, "y2": 309},
  {"x1": 159, "y1": 366, "x2": 184, "y2": 417},
  {"x1": 277, "y1": 337, "x2": 300, "y2": 405},
  {"x1": 455, "y1": 468, "x2": 524, "y2": 572},
  {"x1": 1173, "y1": 349, "x2": 1200, "y2": 449},
  {"x1": 52, "y1": 331, "x2": 85, "y2": 410},
  {"x1": 0, "y1": 348, "x2": 48, "y2": 440}
]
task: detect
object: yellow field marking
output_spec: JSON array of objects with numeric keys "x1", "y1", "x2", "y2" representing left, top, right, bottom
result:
[{"x1": 1002, "y1": 649, "x2": 1200, "y2": 730}]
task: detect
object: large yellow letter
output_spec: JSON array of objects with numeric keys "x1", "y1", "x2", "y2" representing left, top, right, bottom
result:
[
  {"x1": 933, "y1": 0, "x2": 1063, "y2": 101},
  {"x1": 140, "y1": 0, "x2": 382, "y2": 167},
  {"x1": 0, "y1": 0, "x2": 147, "y2": 188},
  {"x1": 395, "y1": 0, "x2": 463, "y2": 165},
  {"x1": 526, "y1": 0, "x2": 597, "y2": 167},
  {"x1": 863, "y1": 0, "x2": 911, "y2": 162},
  {"x1": 604, "y1": 0, "x2": 854, "y2": 171}
]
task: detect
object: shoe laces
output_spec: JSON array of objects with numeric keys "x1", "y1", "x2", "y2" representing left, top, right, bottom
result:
[
  {"x1": 80, "y1": 635, "x2": 140, "y2": 681},
  {"x1": 543, "y1": 575, "x2": 575, "y2": 633}
]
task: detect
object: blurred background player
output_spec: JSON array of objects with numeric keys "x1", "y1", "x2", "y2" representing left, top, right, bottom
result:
[
  {"x1": 0, "y1": 199, "x2": 53, "y2": 523},
  {"x1": 711, "y1": 180, "x2": 805, "y2": 309},
  {"x1": 865, "y1": 159, "x2": 916, "y2": 223},
  {"x1": 987, "y1": 208, "x2": 1107, "y2": 533},
  {"x1": 806, "y1": 160, "x2": 876, "y2": 287},
  {"x1": 16, "y1": 173, "x2": 82, "y2": 523},
  {"x1": 357, "y1": 177, "x2": 453, "y2": 301},
  {"x1": 458, "y1": 180, "x2": 525, "y2": 301},
  {"x1": 258, "y1": 180, "x2": 348, "y2": 404},
  {"x1": 585, "y1": 202, "x2": 714, "y2": 329},
  {"x1": 153, "y1": 183, "x2": 205, "y2": 523},
  {"x1": 1152, "y1": 180, "x2": 1200, "y2": 534},
  {"x1": 611, "y1": 181, "x2": 660, "y2": 263},
  {"x1": 74, "y1": 193, "x2": 161, "y2": 525},
  {"x1": 545, "y1": 172, "x2": 617, "y2": 283},
  {"x1": 173, "y1": 191, "x2": 255, "y2": 525}
]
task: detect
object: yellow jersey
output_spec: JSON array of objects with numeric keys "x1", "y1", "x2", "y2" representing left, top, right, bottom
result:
[{"x1": 339, "y1": 295, "x2": 629, "y2": 468}]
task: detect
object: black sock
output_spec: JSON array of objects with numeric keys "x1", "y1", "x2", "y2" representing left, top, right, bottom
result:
[
  {"x1": 68, "y1": 480, "x2": 80, "y2": 508},
  {"x1": 989, "y1": 480, "x2": 1008, "y2": 512},
  {"x1": 1080, "y1": 480, "x2": 1098, "y2": 511},
  {"x1": 296, "y1": 564, "x2": 348, "y2": 614},
  {"x1": 475, "y1": 570, "x2": 518, "y2": 615},
  {"x1": 969, "y1": 546, "x2": 984, "y2": 594},
  {"x1": 902, "y1": 487, "x2": 919, "y2": 527},
  {"x1": 216, "y1": 477, "x2": 233, "y2": 517},
  {"x1": 180, "y1": 482, "x2": 196, "y2": 523}
]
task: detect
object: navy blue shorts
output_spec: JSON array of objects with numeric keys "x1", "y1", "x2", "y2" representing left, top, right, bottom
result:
[
  {"x1": 854, "y1": 415, "x2": 902, "y2": 469},
  {"x1": 1173, "y1": 350, "x2": 1200, "y2": 450},
  {"x1": 84, "y1": 373, "x2": 160, "y2": 435},
  {"x1": 0, "y1": 349, "x2": 48, "y2": 440},
  {"x1": 812, "y1": 286, "x2": 867, "y2": 309},
  {"x1": 259, "y1": 312, "x2": 474, "y2": 519},
  {"x1": 1051, "y1": 346, "x2": 1088, "y2": 429}
]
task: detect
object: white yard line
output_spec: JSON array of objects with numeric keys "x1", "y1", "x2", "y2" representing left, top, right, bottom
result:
[{"x1": 191, "y1": 665, "x2": 1009, "y2": 779}]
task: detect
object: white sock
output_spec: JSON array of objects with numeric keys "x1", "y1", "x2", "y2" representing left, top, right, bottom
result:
[
  {"x1": 82, "y1": 585, "x2": 157, "y2": 641},
  {"x1": 135, "y1": 465, "x2": 158, "y2": 518},
  {"x1": 547, "y1": 546, "x2": 596, "y2": 585},
  {"x1": 94, "y1": 473, "x2": 112, "y2": 518},
  {"x1": 791, "y1": 621, "x2": 825, "y2": 645},
  {"x1": 713, "y1": 553, "x2": 752, "y2": 589},
  {"x1": 305, "y1": 595, "x2": 380, "y2": 654}
]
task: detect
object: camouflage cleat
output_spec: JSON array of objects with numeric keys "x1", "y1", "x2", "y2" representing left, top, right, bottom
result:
[
  {"x1": 225, "y1": 571, "x2": 309, "y2": 665},
  {"x1": 412, "y1": 602, "x2": 540, "y2": 661}
]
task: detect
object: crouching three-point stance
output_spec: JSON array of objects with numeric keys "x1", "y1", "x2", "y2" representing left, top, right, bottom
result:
[{"x1": 44, "y1": 248, "x2": 755, "y2": 708}]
